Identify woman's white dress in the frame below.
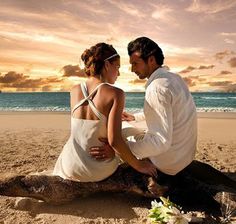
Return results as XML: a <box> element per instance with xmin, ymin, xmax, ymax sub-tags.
<box><xmin>53</xmin><ymin>82</ymin><xmax>119</xmax><ymax>182</ymax></box>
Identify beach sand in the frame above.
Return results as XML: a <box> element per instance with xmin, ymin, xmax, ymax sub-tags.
<box><xmin>0</xmin><ymin>112</ymin><xmax>236</xmax><ymax>224</ymax></box>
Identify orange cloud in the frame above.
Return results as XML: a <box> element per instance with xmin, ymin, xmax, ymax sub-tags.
<box><xmin>228</xmin><ymin>57</ymin><xmax>236</xmax><ymax>67</ymax></box>
<box><xmin>226</xmin><ymin>84</ymin><xmax>236</xmax><ymax>92</ymax></box>
<box><xmin>0</xmin><ymin>71</ymin><xmax>28</xmax><ymax>83</ymax></box>
<box><xmin>187</xmin><ymin>0</ymin><xmax>236</xmax><ymax>14</ymax></box>
<box><xmin>214</xmin><ymin>50</ymin><xmax>235</xmax><ymax>60</ymax></box>
<box><xmin>219</xmin><ymin>70</ymin><xmax>232</xmax><ymax>75</ymax></box>
<box><xmin>179</xmin><ymin>65</ymin><xmax>215</xmax><ymax>73</ymax></box>
<box><xmin>208</xmin><ymin>81</ymin><xmax>233</xmax><ymax>87</ymax></box>
<box><xmin>179</xmin><ymin>66</ymin><xmax>196</xmax><ymax>74</ymax></box>
<box><xmin>198</xmin><ymin>65</ymin><xmax>215</xmax><ymax>69</ymax></box>
<box><xmin>42</xmin><ymin>85</ymin><xmax>53</xmax><ymax>92</ymax></box>
<box><xmin>0</xmin><ymin>71</ymin><xmax>62</xmax><ymax>90</ymax></box>
<box><xmin>181</xmin><ymin>75</ymin><xmax>207</xmax><ymax>88</ymax></box>
<box><xmin>61</xmin><ymin>65</ymin><xmax>86</xmax><ymax>77</ymax></box>
<box><xmin>206</xmin><ymin>81</ymin><xmax>236</xmax><ymax>92</ymax></box>
<box><xmin>183</xmin><ymin>77</ymin><xmax>196</xmax><ymax>87</ymax></box>
<box><xmin>189</xmin><ymin>75</ymin><xmax>206</xmax><ymax>82</ymax></box>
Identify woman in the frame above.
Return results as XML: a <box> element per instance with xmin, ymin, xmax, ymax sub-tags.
<box><xmin>53</xmin><ymin>43</ymin><xmax>157</xmax><ymax>182</ymax></box>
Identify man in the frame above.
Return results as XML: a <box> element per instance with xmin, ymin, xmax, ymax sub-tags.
<box><xmin>90</xmin><ymin>37</ymin><xmax>197</xmax><ymax>176</ymax></box>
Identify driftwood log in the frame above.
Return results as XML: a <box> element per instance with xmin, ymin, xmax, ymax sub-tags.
<box><xmin>0</xmin><ymin>163</ymin><xmax>168</xmax><ymax>205</ymax></box>
<box><xmin>0</xmin><ymin>160</ymin><xmax>236</xmax><ymax>215</ymax></box>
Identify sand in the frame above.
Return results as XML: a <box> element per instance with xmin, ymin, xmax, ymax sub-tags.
<box><xmin>0</xmin><ymin>112</ymin><xmax>236</xmax><ymax>224</ymax></box>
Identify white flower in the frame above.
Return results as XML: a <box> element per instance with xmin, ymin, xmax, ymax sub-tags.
<box><xmin>148</xmin><ymin>197</ymin><xmax>191</xmax><ymax>224</ymax></box>
<box><xmin>151</xmin><ymin>200</ymin><xmax>163</xmax><ymax>208</ymax></box>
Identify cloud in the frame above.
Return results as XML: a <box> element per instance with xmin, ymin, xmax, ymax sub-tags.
<box><xmin>0</xmin><ymin>71</ymin><xmax>28</xmax><ymax>83</ymax></box>
<box><xmin>45</xmin><ymin>77</ymin><xmax>63</xmax><ymax>84</ymax></box>
<box><xmin>198</xmin><ymin>65</ymin><xmax>215</xmax><ymax>69</ymax></box>
<box><xmin>220</xmin><ymin>32</ymin><xmax>236</xmax><ymax>37</ymax></box>
<box><xmin>206</xmin><ymin>80</ymin><xmax>236</xmax><ymax>92</ymax></box>
<box><xmin>0</xmin><ymin>1</ymin><xmax>235</xmax><ymax>93</ymax></box>
<box><xmin>151</xmin><ymin>4</ymin><xmax>175</xmax><ymax>25</ymax></box>
<box><xmin>0</xmin><ymin>71</ymin><xmax>62</xmax><ymax>90</ymax></box>
<box><xmin>219</xmin><ymin>33</ymin><xmax>236</xmax><ymax>44</ymax></box>
<box><xmin>183</xmin><ymin>77</ymin><xmax>196</xmax><ymax>87</ymax></box>
<box><xmin>189</xmin><ymin>75</ymin><xmax>206</xmax><ymax>82</ymax></box>
<box><xmin>179</xmin><ymin>64</ymin><xmax>215</xmax><ymax>73</ymax></box>
<box><xmin>181</xmin><ymin>75</ymin><xmax>206</xmax><ymax>88</ymax></box>
<box><xmin>219</xmin><ymin>70</ymin><xmax>232</xmax><ymax>75</ymax></box>
<box><xmin>0</xmin><ymin>0</ymin><xmax>109</xmax><ymax>17</ymax></box>
<box><xmin>186</xmin><ymin>0</ymin><xmax>236</xmax><ymax>14</ymax></box>
<box><xmin>0</xmin><ymin>0</ymin><xmax>116</xmax><ymax>56</ymax></box>
<box><xmin>179</xmin><ymin>66</ymin><xmax>196</xmax><ymax>74</ymax></box>
<box><xmin>207</xmin><ymin>81</ymin><xmax>233</xmax><ymax>87</ymax></box>
<box><xmin>214</xmin><ymin>50</ymin><xmax>235</xmax><ymax>60</ymax></box>
<box><xmin>228</xmin><ymin>57</ymin><xmax>236</xmax><ymax>67</ymax></box>
<box><xmin>0</xmin><ymin>0</ymin><xmax>82</xmax><ymax>14</ymax></box>
<box><xmin>163</xmin><ymin>43</ymin><xmax>204</xmax><ymax>56</ymax></box>
<box><xmin>224</xmin><ymin>39</ymin><xmax>235</xmax><ymax>44</ymax></box>
<box><xmin>61</xmin><ymin>65</ymin><xmax>86</xmax><ymax>77</ymax></box>
<box><xmin>226</xmin><ymin>84</ymin><xmax>236</xmax><ymax>92</ymax></box>
<box><xmin>42</xmin><ymin>85</ymin><xmax>53</xmax><ymax>92</ymax></box>
<box><xmin>107</xmin><ymin>0</ymin><xmax>145</xmax><ymax>17</ymax></box>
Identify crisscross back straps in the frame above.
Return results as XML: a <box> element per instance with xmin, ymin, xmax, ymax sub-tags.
<box><xmin>72</xmin><ymin>82</ymin><xmax>106</xmax><ymax>120</ymax></box>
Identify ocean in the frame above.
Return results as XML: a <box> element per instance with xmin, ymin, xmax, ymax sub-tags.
<box><xmin>0</xmin><ymin>92</ymin><xmax>236</xmax><ymax>112</ymax></box>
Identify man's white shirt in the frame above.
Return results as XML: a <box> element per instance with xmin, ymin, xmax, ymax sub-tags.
<box><xmin>127</xmin><ymin>67</ymin><xmax>197</xmax><ymax>175</ymax></box>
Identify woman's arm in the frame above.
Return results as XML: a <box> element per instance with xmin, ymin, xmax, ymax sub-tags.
<box><xmin>107</xmin><ymin>88</ymin><xmax>157</xmax><ymax>177</ymax></box>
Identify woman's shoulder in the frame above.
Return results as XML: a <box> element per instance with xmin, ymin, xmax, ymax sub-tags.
<box><xmin>70</xmin><ymin>82</ymin><xmax>124</xmax><ymax>98</ymax></box>
<box><xmin>71</xmin><ymin>83</ymin><xmax>81</xmax><ymax>90</ymax></box>
<box><xmin>70</xmin><ymin>84</ymin><xmax>83</xmax><ymax>93</ymax></box>
<box><xmin>101</xmin><ymin>84</ymin><xmax>124</xmax><ymax>97</ymax></box>
<box><xmin>70</xmin><ymin>84</ymin><xmax>83</xmax><ymax>99</ymax></box>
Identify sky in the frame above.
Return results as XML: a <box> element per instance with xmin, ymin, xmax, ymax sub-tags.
<box><xmin>0</xmin><ymin>0</ymin><xmax>236</xmax><ymax>92</ymax></box>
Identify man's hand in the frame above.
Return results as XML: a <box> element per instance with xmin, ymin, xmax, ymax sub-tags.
<box><xmin>89</xmin><ymin>138</ymin><xmax>115</xmax><ymax>160</ymax></box>
<box><xmin>122</xmin><ymin>111</ymin><xmax>135</xmax><ymax>121</ymax></box>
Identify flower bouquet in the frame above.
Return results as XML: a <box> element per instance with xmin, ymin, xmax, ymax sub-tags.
<box><xmin>148</xmin><ymin>197</ymin><xmax>192</xmax><ymax>224</ymax></box>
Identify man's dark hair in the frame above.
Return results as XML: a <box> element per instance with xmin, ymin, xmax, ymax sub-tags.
<box><xmin>128</xmin><ymin>37</ymin><xmax>164</xmax><ymax>66</ymax></box>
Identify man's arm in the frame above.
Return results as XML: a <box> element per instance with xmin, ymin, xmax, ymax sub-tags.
<box><xmin>128</xmin><ymin>85</ymin><xmax>173</xmax><ymax>159</ymax></box>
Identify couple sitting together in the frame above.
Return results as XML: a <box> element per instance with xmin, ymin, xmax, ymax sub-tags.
<box><xmin>53</xmin><ymin>36</ymin><xmax>197</xmax><ymax>183</ymax></box>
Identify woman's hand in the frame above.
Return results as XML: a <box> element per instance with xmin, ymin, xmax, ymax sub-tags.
<box><xmin>135</xmin><ymin>159</ymin><xmax>157</xmax><ymax>177</ymax></box>
<box><xmin>89</xmin><ymin>138</ymin><xmax>115</xmax><ymax>160</ymax></box>
<box><xmin>122</xmin><ymin>111</ymin><xmax>135</xmax><ymax>121</ymax></box>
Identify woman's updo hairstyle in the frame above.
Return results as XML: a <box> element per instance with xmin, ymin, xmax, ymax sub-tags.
<box><xmin>81</xmin><ymin>43</ymin><xmax>119</xmax><ymax>77</ymax></box>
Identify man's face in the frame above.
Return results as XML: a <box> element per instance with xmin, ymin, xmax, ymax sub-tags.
<box><xmin>129</xmin><ymin>51</ymin><xmax>151</xmax><ymax>79</ymax></box>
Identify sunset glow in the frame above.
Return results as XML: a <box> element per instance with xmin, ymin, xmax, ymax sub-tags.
<box><xmin>0</xmin><ymin>0</ymin><xmax>235</xmax><ymax>92</ymax></box>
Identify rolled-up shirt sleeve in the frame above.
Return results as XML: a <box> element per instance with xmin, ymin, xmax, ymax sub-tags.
<box><xmin>127</xmin><ymin>84</ymin><xmax>173</xmax><ymax>159</ymax></box>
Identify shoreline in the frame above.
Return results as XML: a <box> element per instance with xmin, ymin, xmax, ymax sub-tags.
<box><xmin>0</xmin><ymin>111</ymin><xmax>236</xmax><ymax>118</ymax></box>
<box><xmin>0</xmin><ymin>111</ymin><xmax>235</xmax><ymax>143</ymax></box>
